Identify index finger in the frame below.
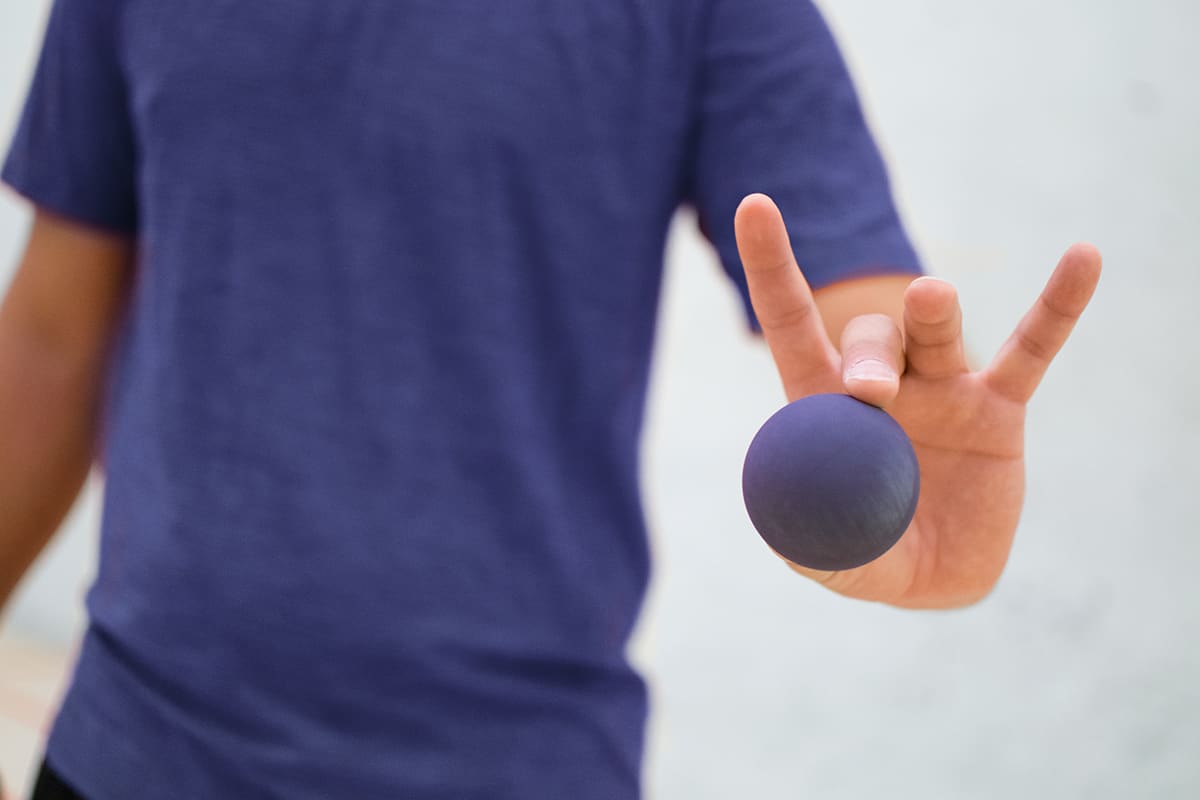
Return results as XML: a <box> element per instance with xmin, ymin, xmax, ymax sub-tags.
<box><xmin>735</xmin><ymin>194</ymin><xmax>840</xmax><ymax>399</ymax></box>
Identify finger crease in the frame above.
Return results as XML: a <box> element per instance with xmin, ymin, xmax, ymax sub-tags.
<box><xmin>750</xmin><ymin>257</ymin><xmax>798</xmax><ymax>276</ymax></box>
<box><xmin>1038</xmin><ymin>295</ymin><xmax>1079</xmax><ymax>322</ymax></box>
<box><xmin>1015</xmin><ymin>329</ymin><xmax>1054</xmax><ymax>363</ymax></box>
<box><xmin>909</xmin><ymin>331</ymin><xmax>960</xmax><ymax>348</ymax></box>
<box><xmin>760</xmin><ymin>303</ymin><xmax>816</xmax><ymax>331</ymax></box>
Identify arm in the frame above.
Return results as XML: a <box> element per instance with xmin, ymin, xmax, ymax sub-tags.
<box><xmin>813</xmin><ymin>273</ymin><xmax>911</xmax><ymax>345</ymax></box>
<box><xmin>0</xmin><ymin>210</ymin><xmax>132</xmax><ymax>615</ymax></box>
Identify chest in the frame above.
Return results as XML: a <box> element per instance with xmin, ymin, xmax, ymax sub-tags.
<box><xmin>116</xmin><ymin>1</ymin><xmax>692</xmax><ymax>168</ymax></box>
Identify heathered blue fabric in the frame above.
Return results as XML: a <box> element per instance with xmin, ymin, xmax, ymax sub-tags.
<box><xmin>3</xmin><ymin>1</ymin><xmax>920</xmax><ymax>797</ymax></box>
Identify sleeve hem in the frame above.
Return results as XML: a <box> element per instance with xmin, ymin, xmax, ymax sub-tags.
<box><xmin>718</xmin><ymin>222</ymin><xmax>923</xmax><ymax>332</ymax></box>
<box><xmin>1</xmin><ymin>162</ymin><xmax>138</xmax><ymax>238</ymax></box>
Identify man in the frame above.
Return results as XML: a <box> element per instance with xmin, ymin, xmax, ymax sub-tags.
<box><xmin>0</xmin><ymin>0</ymin><xmax>1099</xmax><ymax>798</ymax></box>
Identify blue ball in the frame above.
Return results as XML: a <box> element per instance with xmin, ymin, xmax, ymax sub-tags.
<box><xmin>742</xmin><ymin>394</ymin><xmax>919</xmax><ymax>571</ymax></box>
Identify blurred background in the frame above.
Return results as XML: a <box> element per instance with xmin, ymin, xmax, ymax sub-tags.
<box><xmin>1</xmin><ymin>1</ymin><xmax>1197</xmax><ymax>797</ymax></box>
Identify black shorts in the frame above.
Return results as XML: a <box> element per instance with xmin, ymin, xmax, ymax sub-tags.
<box><xmin>30</xmin><ymin>761</ymin><xmax>85</xmax><ymax>800</ymax></box>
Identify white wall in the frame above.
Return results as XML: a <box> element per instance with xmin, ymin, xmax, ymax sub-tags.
<box><xmin>637</xmin><ymin>2</ymin><xmax>1200</xmax><ymax>798</ymax></box>
<box><xmin>1</xmin><ymin>1</ymin><xmax>1197</xmax><ymax>797</ymax></box>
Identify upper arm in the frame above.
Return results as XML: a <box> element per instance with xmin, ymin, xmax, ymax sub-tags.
<box><xmin>0</xmin><ymin>0</ymin><xmax>138</xmax><ymax>366</ymax></box>
<box><xmin>0</xmin><ymin>210</ymin><xmax>133</xmax><ymax>371</ymax></box>
<box><xmin>1</xmin><ymin>0</ymin><xmax>138</xmax><ymax>234</ymax></box>
<box><xmin>687</xmin><ymin>0</ymin><xmax>921</xmax><ymax>322</ymax></box>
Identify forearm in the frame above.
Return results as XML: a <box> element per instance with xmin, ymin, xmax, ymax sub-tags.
<box><xmin>0</xmin><ymin>323</ymin><xmax>101</xmax><ymax>613</ymax></box>
<box><xmin>812</xmin><ymin>273</ymin><xmax>914</xmax><ymax>347</ymax></box>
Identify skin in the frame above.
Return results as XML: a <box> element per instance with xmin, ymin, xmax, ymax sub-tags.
<box><xmin>0</xmin><ymin>211</ymin><xmax>133</xmax><ymax>613</ymax></box>
<box><xmin>736</xmin><ymin>193</ymin><xmax>1102</xmax><ymax>608</ymax></box>
<box><xmin>0</xmin><ymin>196</ymin><xmax>1100</xmax><ymax>617</ymax></box>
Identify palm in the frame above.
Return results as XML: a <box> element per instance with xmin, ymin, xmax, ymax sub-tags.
<box><xmin>876</xmin><ymin>376</ymin><xmax>1026</xmax><ymax>607</ymax></box>
<box><xmin>734</xmin><ymin>194</ymin><xmax>1100</xmax><ymax>608</ymax></box>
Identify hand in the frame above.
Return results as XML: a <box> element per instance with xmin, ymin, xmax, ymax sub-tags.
<box><xmin>734</xmin><ymin>194</ymin><xmax>1102</xmax><ymax>608</ymax></box>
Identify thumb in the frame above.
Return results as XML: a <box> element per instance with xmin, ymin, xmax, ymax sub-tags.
<box><xmin>839</xmin><ymin>313</ymin><xmax>905</xmax><ymax>407</ymax></box>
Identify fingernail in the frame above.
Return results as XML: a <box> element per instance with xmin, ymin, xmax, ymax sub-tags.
<box><xmin>845</xmin><ymin>359</ymin><xmax>896</xmax><ymax>384</ymax></box>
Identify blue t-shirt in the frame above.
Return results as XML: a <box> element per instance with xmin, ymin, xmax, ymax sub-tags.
<box><xmin>4</xmin><ymin>1</ymin><xmax>919</xmax><ymax>797</ymax></box>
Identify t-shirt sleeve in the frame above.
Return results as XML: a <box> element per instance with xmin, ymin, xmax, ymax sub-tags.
<box><xmin>2</xmin><ymin>0</ymin><xmax>138</xmax><ymax>234</ymax></box>
<box><xmin>688</xmin><ymin>0</ymin><xmax>921</xmax><ymax>324</ymax></box>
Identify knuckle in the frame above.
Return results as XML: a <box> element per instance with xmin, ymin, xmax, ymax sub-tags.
<box><xmin>759</xmin><ymin>300</ymin><xmax>815</xmax><ymax>332</ymax></box>
<box><xmin>1016</xmin><ymin>327</ymin><xmax>1055</xmax><ymax>363</ymax></box>
<box><xmin>1038</xmin><ymin>293</ymin><xmax>1079</xmax><ymax>323</ymax></box>
<box><xmin>909</xmin><ymin>342</ymin><xmax>960</xmax><ymax>371</ymax></box>
<box><xmin>908</xmin><ymin>327</ymin><xmax>960</xmax><ymax>348</ymax></box>
<box><xmin>904</xmin><ymin>310</ymin><xmax>961</xmax><ymax>345</ymax></box>
<box><xmin>847</xmin><ymin>312</ymin><xmax>898</xmax><ymax>334</ymax></box>
<box><xmin>843</xmin><ymin>315</ymin><xmax>902</xmax><ymax>352</ymax></box>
